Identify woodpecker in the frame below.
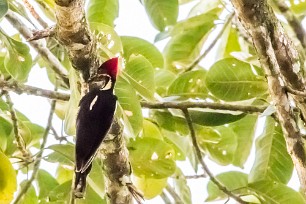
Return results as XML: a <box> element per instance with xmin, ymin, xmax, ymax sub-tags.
<box><xmin>74</xmin><ymin>57</ymin><xmax>119</xmax><ymax>198</ymax></box>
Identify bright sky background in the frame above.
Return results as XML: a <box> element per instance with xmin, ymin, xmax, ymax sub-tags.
<box><xmin>6</xmin><ymin>0</ymin><xmax>301</xmax><ymax>203</ymax></box>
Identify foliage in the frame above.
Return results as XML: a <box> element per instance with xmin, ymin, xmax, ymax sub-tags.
<box><xmin>0</xmin><ymin>0</ymin><xmax>305</xmax><ymax>203</ymax></box>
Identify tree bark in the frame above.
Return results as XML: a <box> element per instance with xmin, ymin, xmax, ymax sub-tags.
<box><xmin>53</xmin><ymin>0</ymin><xmax>138</xmax><ymax>202</ymax></box>
<box><xmin>55</xmin><ymin>0</ymin><xmax>98</xmax><ymax>81</ymax></box>
<box><xmin>231</xmin><ymin>0</ymin><xmax>306</xmax><ymax>195</ymax></box>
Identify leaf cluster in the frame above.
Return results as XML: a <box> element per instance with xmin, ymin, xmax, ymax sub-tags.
<box><xmin>0</xmin><ymin>0</ymin><xmax>306</xmax><ymax>203</ymax></box>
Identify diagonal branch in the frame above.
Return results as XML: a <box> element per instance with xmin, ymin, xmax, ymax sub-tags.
<box><xmin>182</xmin><ymin>109</ymin><xmax>247</xmax><ymax>204</ymax></box>
<box><xmin>4</xmin><ymin>91</ymin><xmax>32</xmax><ymax>162</ymax></box>
<box><xmin>272</xmin><ymin>0</ymin><xmax>306</xmax><ymax>48</ymax></box>
<box><xmin>12</xmin><ymin>98</ymin><xmax>56</xmax><ymax>204</ymax></box>
<box><xmin>231</xmin><ymin>0</ymin><xmax>306</xmax><ymax>194</ymax></box>
<box><xmin>5</xmin><ymin>10</ymin><xmax>69</xmax><ymax>87</ymax></box>
<box><xmin>185</xmin><ymin>12</ymin><xmax>234</xmax><ymax>72</ymax></box>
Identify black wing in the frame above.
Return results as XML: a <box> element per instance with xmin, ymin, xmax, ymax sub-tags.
<box><xmin>75</xmin><ymin>89</ymin><xmax>116</xmax><ymax>173</ymax></box>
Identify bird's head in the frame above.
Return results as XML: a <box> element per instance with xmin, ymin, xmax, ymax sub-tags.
<box><xmin>89</xmin><ymin>57</ymin><xmax>120</xmax><ymax>91</ymax></box>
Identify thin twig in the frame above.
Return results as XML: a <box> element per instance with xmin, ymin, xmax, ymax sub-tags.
<box><xmin>185</xmin><ymin>12</ymin><xmax>235</xmax><ymax>72</ymax></box>
<box><xmin>51</xmin><ymin>126</ymin><xmax>68</xmax><ymax>142</ymax></box>
<box><xmin>0</xmin><ymin>78</ymin><xmax>70</xmax><ymax>101</ymax></box>
<box><xmin>160</xmin><ymin>191</ymin><xmax>172</xmax><ymax>204</ymax></box>
<box><xmin>142</xmin><ymin>101</ymin><xmax>267</xmax><ymax>114</ymax></box>
<box><xmin>22</xmin><ymin>0</ymin><xmax>48</xmax><ymax>28</ymax></box>
<box><xmin>165</xmin><ymin>184</ymin><xmax>184</xmax><ymax>204</ymax></box>
<box><xmin>28</xmin><ymin>27</ymin><xmax>55</xmax><ymax>41</ymax></box>
<box><xmin>12</xmin><ymin>99</ymin><xmax>56</xmax><ymax>204</ymax></box>
<box><xmin>4</xmin><ymin>91</ymin><xmax>32</xmax><ymax>163</ymax></box>
<box><xmin>5</xmin><ymin>10</ymin><xmax>69</xmax><ymax>87</ymax></box>
<box><xmin>182</xmin><ymin>109</ymin><xmax>247</xmax><ymax>204</ymax></box>
<box><xmin>285</xmin><ymin>85</ymin><xmax>306</xmax><ymax>97</ymax></box>
<box><xmin>273</xmin><ymin>0</ymin><xmax>306</xmax><ymax>48</ymax></box>
<box><xmin>185</xmin><ymin>174</ymin><xmax>206</xmax><ymax>179</ymax></box>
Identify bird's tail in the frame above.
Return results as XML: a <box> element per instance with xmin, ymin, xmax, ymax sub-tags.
<box><xmin>74</xmin><ymin>164</ymin><xmax>92</xmax><ymax>198</ymax></box>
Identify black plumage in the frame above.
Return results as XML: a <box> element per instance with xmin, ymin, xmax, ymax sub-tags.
<box><xmin>74</xmin><ymin>58</ymin><xmax>118</xmax><ymax>198</ymax></box>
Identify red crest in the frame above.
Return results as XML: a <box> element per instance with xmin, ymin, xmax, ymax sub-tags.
<box><xmin>99</xmin><ymin>57</ymin><xmax>119</xmax><ymax>79</ymax></box>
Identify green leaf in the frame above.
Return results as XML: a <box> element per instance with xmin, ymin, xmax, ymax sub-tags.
<box><xmin>288</xmin><ymin>0</ymin><xmax>306</xmax><ymax>15</ymax></box>
<box><xmin>0</xmin><ymin>150</ymin><xmax>17</xmax><ymax>203</ymax></box>
<box><xmin>89</xmin><ymin>22</ymin><xmax>123</xmax><ymax>58</ymax></box>
<box><xmin>188</xmin><ymin>0</ymin><xmax>222</xmax><ymax>17</ymax></box>
<box><xmin>115</xmin><ymin>76</ymin><xmax>143</xmax><ymax>136</ymax></box>
<box><xmin>19</xmin><ymin>182</ymin><xmax>38</xmax><ymax>204</ymax></box>
<box><xmin>78</xmin><ymin>185</ymin><xmax>107</xmax><ymax>204</ymax></box>
<box><xmin>206</xmin><ymin>58</ymin><xmax>267</xmax><ymax>101</ymax></box>
<box><xmin>87</xmin><ymin>160</ymin><xmax>105</xmax><ymax>199</ymax></box>
<box><xmin>155</xmin><ymin>69</ymin><xmax>176</xmax><ymax>96</ymax></box>
<box><xmin>45</xmin><ymin>143</ymin><xmax>75</xmax><ymax>166</ymax></box>
<box><xmin>0</xmin><ymin>0</ymin><xmax>8</xmax><ymax>19</ymax></box>
<box><xmin>223</xmin><ymin>27</ymin><xmax>241</xmax><ymax>58</ymax></box>
<box><xmin>121</xmin><ymin>36</ymin><xmax>164</xmax><ymax>68</ymax></box>
<box><xmin>163</xmin><ymin>130</ymin><xmax>190</xmax><ymax>160</ymax></box>
<box><xmin>128</xmin><ymin>137</ymin><xmax>176</xmax><ymax>178</ymax></box>
<box><xmin>0</xmin><ymin>115</ymin><xmax>12</xmax><ymax>152</ymax></box>
<box><xmin>189</xmin><ymin>110</ymin><xmax>246</xmax><ymax>126</ymax></box>
<box><xmin>173</xmin><ymin>168</ymin><xmax>191</xmax><ymax>204</ymax></box>
<box><xmin>201</xmin><ymin>126</ymin><xmax>238</xmax><ymax>165</ymax></box>
<box><xmin>206</xmin><ymin>171</ymin><xmax>248</xmax><ymax>201</ymax></box>
<box><xmin>230</xmin><ymin>115</ymin><xmax>257</xmax><ymax>168</ymax></box>
<box><xmin>56</xmin><ymin>165</ymin><xmax>73</xmax><ymax>184</ymax></box>
<box><xmin>87</xmin><ymin>0</ymin><xmax>119</xmax><ymax>27</ymax></box>
<box><xmin>37</xmin><ymin>170</ymin><xmax>59</xmax><ymax>199</ymax></box>
<box><xmin>48</xmin><ymin>180</ymin><xmax>71</xmax><ymax>202</ymax></box>
<box><xmin>248</xmin><ymin>180</ymin><xmax>306</xmax><ymax>204</ymax></box>
<box><xmin>64</xmin><ymin>69</ymin><xmax>81</xmax><ymax>135</ymax></box>
<box><xmin>142</xmin><ymin>119</ymin><xmax>163</xmax><ymax>139</ymax></box>
<box><xmin>143</xmin><ymin>0</ymin><xmax>178</xmax><ymax>31</ymax></box>
<box><xmin>21</xmin><ymin>121</ymin><xmax>44</xmax><ymax>148</ymax></box>
<box><xmin>154</xmin><ymin>111</ymin><xmax>189</xmax><ymax>135</ymax></box>
<box><xmin>1</xmin><ymin>33</ymin><xmax>32</xmax><ymax>82</ymax></box>
<box><xmin>133</xmin><ymin>176</ymin><xmax>167</xmax><ymax>199</ymax></box>
<box><xmin>124</xmin><ymin>54</ymin><xmax>155</xmax><ymax>99</ymax></box>
<box><xmin>249</xmin><ymin>117</ymin><xmax>293</xmax><ymax>184</ymax></box>
<box><xmin>164</xmin><ymin>12</ymin><xmax>216</xmax><ymax>71</ymax></box>
<box><xmin>168</xmin><ymin>70</ymin><xmax>208</xmax><ymax>99</ymax></box>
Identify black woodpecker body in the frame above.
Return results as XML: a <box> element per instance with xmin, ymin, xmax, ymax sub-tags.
<box><xmin>74</xmin><ymin>57</ymin><xmax>119</xmax><ymax>198</ymax></box>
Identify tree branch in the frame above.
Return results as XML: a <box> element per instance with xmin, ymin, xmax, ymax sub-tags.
<box><xmin>12</xmin><ymin>98</ymin><xmax>56</xmax><ymax>204</ymax></box>
<box><xmin>5</xmin><ymin>11</ymin><xmax>69</xmax><ymax>87</ymax></box>
<box><xmin>22</xmin><ymin>0</ymin><xmax>48</xmax><ymax>28</ymax></box>
<box><xmin>142</xmin><ymin>101</ymin><xmax>267</xmax><ymax>114</ymax></box>
<box><xmin>185</xmin><ymin>174</ymin><xmax>206</xmax><ymax>179</ymax></box>
<box><xmin>0</xmin><ymin>78</ymin><xmax>70</xmax><ymax>101</ymax></box>
<box><xmin>54</xmin><ymin>0</ymin><xmax>99</xmax><ymax>81</ymax></box>
<box><xmin>0</xmin><ymin>78</ymin><xmax>270</xmax><ymax>115</ymax></box>
<box><xmin>231</xmin><ymin>0</ymin><xmax>306</xmax><ymax>194</ymax></box>
<box><xmin>272</xmin><ymin>0</ymin><xmax>306</xmax><ymax>48</ymax></box>
<box><xmin>4</xmin><ymin>91</ymin><xmax>32</xmax><ymax>163</ymax></box>
<box><xmin>27</xmin><ymin>27</ymin><xmax>55</xmax><ymax>41</ymax></box>
<box><xmin>99</xmin><ymin>119</ymin><xmax>143</xmax><ymax>204</ymax></box>
<box><xmin>165</xmin><ymin>184</ymin><xmax>184</xmax><ymax>204</ymax></box>
<box><xmin>182</xmin><ymin>109</ymin><xmax>247</xmax><ymax>204</ymax></box>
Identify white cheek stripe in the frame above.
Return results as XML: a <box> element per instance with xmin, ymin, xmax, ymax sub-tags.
<box><xmin>101</xmin><ymin>80</ymin><xmax>112</xmax><ymax>91</ymax></box>
<box><xmin>89</xmin><ymin>95</ymin><xmax>98</xmax><ymax>110</ymax></box>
